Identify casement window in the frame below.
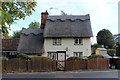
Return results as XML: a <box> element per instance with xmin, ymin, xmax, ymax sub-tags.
<box><xmin>74</xmin><ymin>38</ymin><xmax>83</xmax><ymax>45</ymax></box>
<box><xmin>74</xmin><ymin>52</ymin><xmax>83</xmax><ymax>57</ymax></box>
<box><xmin>53</xmin><ymin>38</ymin><xmax>61</xmax><ymax>45</ymax></box>
<box><xmin>48</xmin><ymin>52</ymin><xmax>57</xmax><ymax>60</ymax></box>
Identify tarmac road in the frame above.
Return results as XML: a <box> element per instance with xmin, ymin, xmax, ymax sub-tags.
<box><xmin>1</xmin><ymin>70</ymin><xmax>120</xmax><ymax>80</ymax></box>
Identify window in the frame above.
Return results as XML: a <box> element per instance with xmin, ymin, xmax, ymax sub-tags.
<box><xmin>48</xmin><ymin>52</ymin><xmax>57</xmax><ymax>60</ymax></box>
<box><xmin>74</xmin><ymin>52</ymin><xmax>83</xmax><ymax>57</ymax></box>
<box><xmin>53</xmin><ymin>38</ymin><xmax>61</xmax><ymax>45</ymax></box>
<box><xmin>74</xmin><ymin>38</ymin><xmax>82</xmax><ymax>45</ymax></box>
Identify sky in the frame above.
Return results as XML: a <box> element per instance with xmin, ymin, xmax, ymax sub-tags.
<box><xmin>9</xmin><ymin>0</ymin><xmax>119</xmax><ymax>44</ymax></box>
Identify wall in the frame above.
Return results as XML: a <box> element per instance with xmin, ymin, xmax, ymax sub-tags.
<box><xmin>43</xmin><ymin>38</ymin><xmax>91</xmax><ymax>58</ymax></box>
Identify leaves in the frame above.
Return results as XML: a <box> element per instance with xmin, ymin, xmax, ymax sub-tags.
<box><xmin>29</xmin><ymin>21</ymin><xmax>40</xmax><ymax>29</ymax></box>
<box><xmin>1</xmin><ymin>2</ymin><xmax>37</xmax><ymax>35</ymax></box>
<box><xmin>12</xmin><ymin>30</ymin><xmax>21</xmax><ymax>39</ymax></box>
<box><xmin>97</xmin><ymin>29</ymin><xmax>115</xmax><ymax>49</ymax></box>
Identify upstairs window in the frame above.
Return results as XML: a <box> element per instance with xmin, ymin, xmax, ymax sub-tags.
<box><xmin>53</xmin><ymin>38</ymin><xmax>61</xmax><ymax>45</ymax></box>
<box><xmin>74</xmin><ymin>52</ymin><xmax>83</xmax><ymax>57</ymax></box>
<box><xmin>74</xmin><ymin>38</ymin><xmax>83</xmax><ymax>45</ymax></box>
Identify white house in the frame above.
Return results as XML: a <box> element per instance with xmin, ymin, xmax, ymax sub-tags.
<box><xmin>17</xmin><ymin>11</ymin><xmax>93</xmax><ymax>61</ymax></box>
<box><xmin>42</xmin><ymin>15</ymin><xmax>93</xmax><ymax>60</ymax></box>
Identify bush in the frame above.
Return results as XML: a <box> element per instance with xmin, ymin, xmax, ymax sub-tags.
<box><xmin>17</xmin><ymin>53</ymin><xmax>30</xmax><ymax>60</ymax></box>
<box><xmin>67</xmin><ymin>56</ymin><xmax>83</xmax><ymax>61</ymax></box>
<box><xmin>107</xmin><ymin>49</ymin><xmax>116</xmax><ymax>56</ymax></box>
<box><xmin>30</xmin><ymin>56</ymin><xmax>53</xmax><ymax>60</ymax></box>
<box><xmin>88</xmin><ymin>54</ymin><xmax>104</xmax><ymax>60</ymax></box>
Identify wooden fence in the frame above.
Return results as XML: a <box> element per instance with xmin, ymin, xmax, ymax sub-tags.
<box><xmin>87</xmin><ymin>58</ymin><xmax>109</xmax><ymax>70</ymax></box>
<box><xmin>2</xmin><ymin>58</ymin><xmax>57</xmax><ymax>72</ymax></box>
<box><xmin>2</xmin><ymin>58</ymin><xmax>109</xmax><ymax>73</ymax></box>
<box><xmin>66</xmin><ymin>60</ymin><xmax>87</xmax><ymax>70</ymax></box>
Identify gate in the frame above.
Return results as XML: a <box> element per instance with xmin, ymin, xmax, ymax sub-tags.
<box><xmin>56</xmin><ymin>51</ymin><xmax>66</xmax><ymax>71</ymax></box>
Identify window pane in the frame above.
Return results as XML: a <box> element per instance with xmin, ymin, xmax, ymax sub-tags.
<box><xmin>53</xmin><ymin>38</ymin><xmax>61</xmax><ymax>45</ymax></box>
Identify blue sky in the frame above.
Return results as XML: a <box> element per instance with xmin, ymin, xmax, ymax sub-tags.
<box><xmin>9</xmin><ymin>0</ymin><xmax>119</xmax><ymax>43</ymax></box>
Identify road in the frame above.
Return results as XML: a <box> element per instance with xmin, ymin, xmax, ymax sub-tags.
<box><xmin>1</xmin><ymin>70</ymin><xmax>120</xmax><ymax>80</ymax></box>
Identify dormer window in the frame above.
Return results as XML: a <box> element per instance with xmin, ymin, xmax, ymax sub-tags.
<box><xmin>53</xmin><ymin>38</ymin><xmax>61</xmax><ymax>45</ymax></box>
<box><xmin>74</xmin><ymin>38</ymin><xmax>83</xmax><ymax>45</ymax></box>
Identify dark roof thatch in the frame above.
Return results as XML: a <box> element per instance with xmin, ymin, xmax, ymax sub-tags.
<box><xmin>44</xmin><ymin>15</ymin><xmax>93</xmax><ymax>38</ymax></box>
<box><xmin>2</xmin><ymin>39</ymin><xmax>19</xmax><ymax>51</ymax></box>
<box><xmin>17</xmin><ymin>28</ymin><xmax>44</xmax><ymax>54</ymax></box>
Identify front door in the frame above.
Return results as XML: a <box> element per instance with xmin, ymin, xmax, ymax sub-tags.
<box><xmin>57</xmin><ymin>51</ymin><xmax>66</xmax><ymax>71</ymax></box>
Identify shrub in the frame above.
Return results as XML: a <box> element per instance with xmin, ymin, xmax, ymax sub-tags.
<box><xmin>88</xmin><ymin>54</ymin><xmax>104</xmax><ymax>60</ymax></box>
<box><xmin>30</xmin><ymin>56</ymin><xmax>53</xmax><ymax>60</ymax></box>
<box><xmin>67</xmin><ymin>56</ymin><xmax>83</xmax><ymax>61</ymax></box>
<box><xmin>107</xmin><ymin>49</ymin><xmax>116</xmax><ymax>56</ymax></box>
<box><xmin>17</xmin><ymin>53</ymin><xmax>30</xmax><ymax>60</ymax></box>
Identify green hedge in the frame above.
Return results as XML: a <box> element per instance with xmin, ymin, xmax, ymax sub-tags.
<box><xmin>107</xmin><ymin>49</ymin><xmax>116</xmax><ymax>56</ymax></box>
<box><xmin>17</xmin><ymin>53</ymin><xmax>30</xmax><ymax>60</ymax></box>
<box><xmin>88</xmin><ymin>54</ymin><xmax>104</xmax><ymax>60</ymax></box>
<box><xmin>67</xmin><ymin>56</ymin><xmax>83</xmax><ymax>61</ymax></box>
<box><xmin>30</xmin><ymin>56</ymin><xmax>53</xmax><ymax>60</ymax></box>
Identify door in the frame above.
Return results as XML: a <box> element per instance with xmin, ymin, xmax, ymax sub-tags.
<box><xmin>57</xmin><ymin>51</ymin><xmax>66</xmax><ymax>71</ymax></box>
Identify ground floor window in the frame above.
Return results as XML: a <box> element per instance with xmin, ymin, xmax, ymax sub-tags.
<box><xmin>48</xmin><ymin>52</ymin><xmax>57</xmax><ymax>60</ymax></box>
<box><xmin>74</xmin><ymin>52</ymin><xmax>83</xmax><ymax>57</ymax></box>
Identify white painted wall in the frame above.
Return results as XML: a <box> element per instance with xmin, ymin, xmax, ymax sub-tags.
<box><xmin>43</xmin><ymin>38</ymin><xmax>91</xmax><ymax>59</ymax></box>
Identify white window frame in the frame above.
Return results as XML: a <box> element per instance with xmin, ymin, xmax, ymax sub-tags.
<box><xmin>74</xmin><ymin>38</ymin><xmax>83</xmax><ymax>45</ymax></box>
<box><xmin>48</xmin><ymin>52</ymin><xmax>57</xmax><ymax>60</ymax></box>
<box><xmin>53</xmin><ymin>38</ymin><xmax>61</xmax><ymax>45</ymax></box>
<box><xmin>74</xmin><ymin>52</ymin><xmax>83</xmax><ymax>57</ymax></box>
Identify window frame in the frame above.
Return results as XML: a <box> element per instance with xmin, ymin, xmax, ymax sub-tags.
<box><xmin>48</xmin><ymin>52</ymin><xmax>57</xmax><ymax>60</ymax></box>
<box><xmin>73</xmin><ymin>52</ymin><xmax>83</xmax><ymax>57</ymax></box>
<box><xmin>52</xmin><ymin>38</ymin><xmax>61</xmax><ymax>45</ymax></box>
<box><xmin>74</xmin><ymin>38</ymin><xmax>83</xmax><ymax>45</ymax></box>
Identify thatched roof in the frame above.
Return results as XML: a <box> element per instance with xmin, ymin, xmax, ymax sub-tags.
<box><xmin>17</xmin><ymin>28</ymin><xmax>44</xmax><ymax>54</ymax></box>
<box><xmin>2</xmin><ymin>39</ymin><xmax>19</xmax><ymax>51</ymax></box>
<box><xmin>44</xmin><ymin>15</ymin><xmax>93</xmax><ymax>38</ymax></box>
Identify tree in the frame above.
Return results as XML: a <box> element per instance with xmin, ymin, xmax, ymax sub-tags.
<box><xmin>12</xmin><ymin>31</ymin><xmax>21</xmax><ymax>39</ymax></box>
<box><xmin>1</xmin><ymin>2</ymin><xmax>37</xmax><ymax>34</ymax></box>
<box><xmin>28</xmin><ymin>21</ymin><xmax>40</xmax><ymax>29</ymax></box>
<box><xmin>91</xmin><ymin>43</ymin><xmax>101</xmax><ymax>48</ymax></box>
<box><xmin>97</xmin><ymin>29</ymin><xmax>115</xmax><ymax>49</ymax></box>
<box><xmin>3</xmin><ymin>33</ymin><xmax>11</xmax><ymax>39</ymax></box>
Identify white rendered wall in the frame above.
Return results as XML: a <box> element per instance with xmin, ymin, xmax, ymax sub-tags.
<box><xmin>43</xmin><ymin>38</ymin><xmax>91</xmax><ymax>59</ymax></box>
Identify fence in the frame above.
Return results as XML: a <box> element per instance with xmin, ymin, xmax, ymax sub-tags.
<box><xmin>2</xmin><ymin>58</ymin><xmax>57</xmax><ymax>72</ymax></box>
<box><xmin>66</xmin><ymin>60</ymin><xmax>87</xmax><ymax>70</ymax></box>
<box><xmin>87</xmin><ymin>58</ymin><xmax>109</xmax><ymax>70</ymax></box>
<box><xmin>2</xmin><ymin>58</ymin><xmax>109</xmax><ymax>73</ymax></box>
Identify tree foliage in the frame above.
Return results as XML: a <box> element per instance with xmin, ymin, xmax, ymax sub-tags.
<box><xmin>97</xmin><ymin>29</ymin><xmax>115</xmax><ymax>49</ymax></box>
<box><xmin>91</xmin><ymin>43</ymin><xmax>101</xmax><ymax>48</ymax></box>
<box><xmin>1</xmin><ymin>1</ymin><xmax>37</xmax><ymax>34</ymax></box>
<box><xmin>12</xmin><ymin>30</ymin><xmax>21</xmax><ymax>39</ymax></box>
<box><xmin>88</xmin><ymin>54</ymin><xmax>104</xmax><ymax>60</ymax></box>
<box><xmin>28</xmin><ymin>21</ymin><xmax>40</xmax><ymax>29</ymax></box>
<box><xmin>107</xmin><ymin>49</ymin><xmax>116</xmax><ymax>56</ymax></box>
<box><xmin>3</xmin><ymin>33</ymin><xmax>11</xmax><ymax>39</ymax></box>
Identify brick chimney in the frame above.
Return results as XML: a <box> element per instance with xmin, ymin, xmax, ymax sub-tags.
<box><xmin>41</xmin><ymin>10</ymin><xmax>49</xmax><ymax>29</ymax></box>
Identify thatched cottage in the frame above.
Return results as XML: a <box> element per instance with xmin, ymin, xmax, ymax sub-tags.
<box><xmin>17</xmin><ymin>10</ymin><xmax>93</xmax><ymax>60</ymax></box>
